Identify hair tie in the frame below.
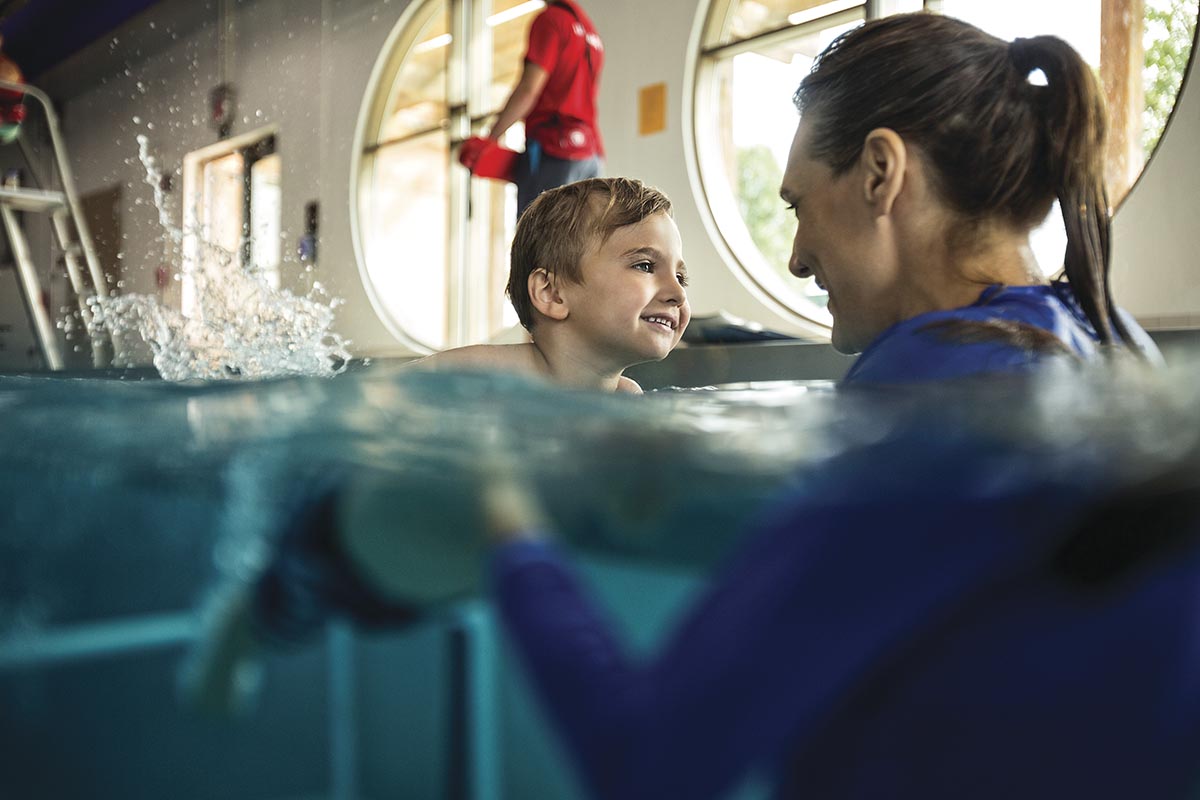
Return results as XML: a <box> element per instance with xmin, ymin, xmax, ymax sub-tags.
<box><xmin>1008</xmin><ymin>37</ymin><xmax>1038</xmax><ymax>74</ymax></box>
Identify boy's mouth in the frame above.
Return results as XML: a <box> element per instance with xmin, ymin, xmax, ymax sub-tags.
<box><xmin>641</xmin><ymin>314</ymin><xmax>678</xmax><ymax>331</ymax></box>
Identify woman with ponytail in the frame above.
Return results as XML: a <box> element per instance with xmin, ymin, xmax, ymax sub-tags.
<box><xmin>481</xmin><ymin>14</ymin><xmax>1199</xmax><ymax>800</ymax></box>
<box><xmin>780</xmin><ymin>12</ymin><xmax>1161</xmax><ymax>383</ymax></box>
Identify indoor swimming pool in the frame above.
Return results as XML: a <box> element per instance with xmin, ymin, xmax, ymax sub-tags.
<box><xmin>1</xmin><ymin>359</ymin><xmax>1198</xmax><ymax>798</ymax></box>
<box><xmin>0</xmin><ymin>366</ymin><xmax>838</xmax><ymax>798</ymax></box>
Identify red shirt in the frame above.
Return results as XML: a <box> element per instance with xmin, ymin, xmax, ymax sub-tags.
<box><xmin>523</xmin><ymin>0</ymin><xmax>604</xmax><ymax>159</ymax></box>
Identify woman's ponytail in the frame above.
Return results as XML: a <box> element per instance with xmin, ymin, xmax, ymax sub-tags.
<box><xmin>1009</xmin><ymin>36</ymin><xmax>1135</xmax><ymax>349</ymax></box>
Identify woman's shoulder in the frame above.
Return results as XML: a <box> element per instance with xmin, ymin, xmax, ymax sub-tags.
<box><xmin>843</xmin><ymin>283</ymin><xmax>1161</xmax><ymax>385</ymax></box>
<box><xmin>842</xmin><ymin>285</ymin><xmax>1087</xmax><ymax>385</ymax></box>
<box><xmin>844</xmin><ymin>322</ymin><xmax>1045</xmax><ymax>384</ymax></box>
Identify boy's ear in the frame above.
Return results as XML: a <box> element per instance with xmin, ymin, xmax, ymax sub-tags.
<box><xmin>860</xmin><ymin>127</ymin><xmax>906</xmax><ymax>217</ymax></box>
<box><xmin>528</xmin><ymin>268</ymin><xmax>569</xmax><ymax>322</ymax></box>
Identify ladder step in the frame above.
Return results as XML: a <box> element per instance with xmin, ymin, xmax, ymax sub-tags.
<box><xmin>0</xmin><ymin>185</ymin><xmax>66</xmax><ymax>213</ymax></box>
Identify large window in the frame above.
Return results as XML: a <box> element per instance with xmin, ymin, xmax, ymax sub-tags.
<box><xmin>182</xmin><ymin>129</ymin><xmax>281</xmax><ymax>317</ymax></box>
<box><xmin>694</xmin><ymin>0</ymin><xmax>1197</xmax><ymax>332</ymax></box>
<box><xmin>354</xmin><ymin>0</ymin><xmax>541</xmax><ymax>352</ymax></box>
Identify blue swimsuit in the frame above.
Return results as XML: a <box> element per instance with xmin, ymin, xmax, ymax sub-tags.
<box><xmin>842</xmin><ymin>283</ymin><xmax>1160</xmax><ymax>385</ymax></box>
<box><xmin>492</xmin><ymin>428</ymin><xmax>1200</xmax><ymax>799</ymax></box>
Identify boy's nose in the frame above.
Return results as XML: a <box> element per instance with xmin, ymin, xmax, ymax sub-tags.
<box><xmin>658</xmin><ymin>274</ymin><xmax>685</xmax><ymax>302</ymax></box>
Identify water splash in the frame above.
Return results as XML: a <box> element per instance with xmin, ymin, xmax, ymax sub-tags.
<box><xmin>85</xmin><ymin>135</ymin><xmax>352</xmax><ymax>381</ymax></box>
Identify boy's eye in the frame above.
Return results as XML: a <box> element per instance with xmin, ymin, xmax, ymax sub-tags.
<box><xmin>632</xmin><ymin>261</ymin><xmax>654</xmax><ymax>273</ymax></box>
<box><xmin>676</xmin><ymin>273</ymin><xmax>689</xmax><ymax>288</ymax></box>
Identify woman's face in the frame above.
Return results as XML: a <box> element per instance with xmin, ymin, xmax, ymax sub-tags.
<box><xmin>780</xmin><ymin>119</ymin><xmax>902</xmax><ymax>354</ymax></box>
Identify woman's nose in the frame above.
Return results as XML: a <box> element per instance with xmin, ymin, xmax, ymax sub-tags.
<box><xmin>789</xmin><ymin>243</ymin><xmax>811</xmax><ymax>278</ymax></box>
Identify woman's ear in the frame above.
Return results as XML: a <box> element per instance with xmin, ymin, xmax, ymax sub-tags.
<box><xmin>860</xmin><ymin>127</ymin><xmax>907</xmax><ymax>217</ymax></box>
<box><xmin>528</xmin><ymin>268</ymin><xmax>569</xmax><ymax>322</ymax></box>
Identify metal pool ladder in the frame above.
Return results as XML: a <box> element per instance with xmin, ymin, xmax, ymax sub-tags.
<box><xmin>0</xmin><ymin>79</ymin><xmax>114</xmax><ymax>369</ymax></box>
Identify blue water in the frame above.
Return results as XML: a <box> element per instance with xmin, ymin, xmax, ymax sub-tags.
<box><xmin>0</xmin><ymin>362</ymin><xmax>1197</xmax><ymax>798</ymax></box>
<box><xmin>0</xmin><ymin>369</ymin><xmax>844</xmax><ymax>631</ymax></box>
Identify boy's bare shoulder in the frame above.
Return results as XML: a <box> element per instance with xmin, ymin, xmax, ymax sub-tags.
<box><xmin>616</xmin><ymin>375</ymin><xmax>643</xmax><ymax>395</ymax></box>
<box><xmin>410</xmin><ymin>343</ymin><xmax>546</xmax><ymax>376</ymax></box>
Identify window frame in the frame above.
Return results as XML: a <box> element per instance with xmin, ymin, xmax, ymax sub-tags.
<box><xmin>690</xmin><ymin>1</ymin><xmax>889</xmax><ymax>339</ymax></box>
<box><xmin>181</xmin><ymin>125</ymin><xmax>281</xmax><ymax>318</ymax></box>
<box><xmin>352</xmin><ymin>0</ymin><xmax>532</xmax><ymax>354</ymax></box>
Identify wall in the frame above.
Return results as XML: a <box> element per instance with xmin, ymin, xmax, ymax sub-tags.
<box><xmin>43</xmin><ymin>0</ymin><xmax>442</xmax><ymax>360</ymax></box>
<box><xmin>21</xmin><ymin>0</ymin><xmax>1200</xmax><ymax>365</ymax></box>
<box><xmin>1111</xmin><ymin>31</ymin><xmax>1200</xmax><ymax>327</ymax></box>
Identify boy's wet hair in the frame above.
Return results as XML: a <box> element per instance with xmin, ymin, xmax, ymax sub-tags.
<box><xmin>508</xmin><ymin>177</ymin><xmax>672</xmax><ymax>331</ymax></box>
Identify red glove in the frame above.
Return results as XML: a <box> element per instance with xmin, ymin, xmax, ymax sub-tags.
<box><xmin>0</xmin><ymin>101</ymin><xmax>24</xmax><ymax>126</ymax></box>
<box><xmin>458</xmin><ymin>135</ymin><xmax>493</xmax><ymax>172</ymax></box>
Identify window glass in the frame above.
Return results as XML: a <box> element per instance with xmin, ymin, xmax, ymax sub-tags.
<box><xmin>366</xmin><ymin>130</ymin><xmax>449</xmax><ymax>349</ymax></box>
<box><xmin>486</xmin><ymin>0</ymin><xmax>543</xmax><ymax>112</ymax></box>
<box><xmin>698</xmin><ymin>7</ymin><xmax>865</xmax><ymax>325</ymax></box>
<box><xmin>200</xmin><ymin>152</ymin><xmax>243</xmax><ymax>262</ymax></box>
<box><xmin>250</xmin><ymin>153</ymin><xmax>282</xmax><ymax>290</ymax></box>
<box><xmin>720</xmin><ymin>0</ymin><xmax>864</xmax><ymax>45</ymax></box>
<box><xmin>379</xmin><ymin>8</ymin><xmax>450</xmax><ymax>143</ymax></box>
<box><xmin>183</xmin><ymin>131</ymin><xmax>280</xmax><ymax>317</ymax></box>
<box><xmin>357</xmin><ymin>0</ymin><xmax>527</xmax><ymax>352</ymax></box>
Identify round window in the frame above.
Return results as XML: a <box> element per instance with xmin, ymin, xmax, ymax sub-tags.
<box><xmin>353</xmin><ymin>0</ymin><xmax>542</xmax><ymax>352</ymax></box>
<box><xmin>692</xmin><ymin>0</ymin><xmax>1197</xmax><ymax>331</ymax></box>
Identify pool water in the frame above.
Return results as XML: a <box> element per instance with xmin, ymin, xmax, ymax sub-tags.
<box><xmin>0</xmin><ymin>362</ymin><xmax>1196</xmax><ymax>798</ymax></box>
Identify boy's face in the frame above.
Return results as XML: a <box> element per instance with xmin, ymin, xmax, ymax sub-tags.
<box><xmin>559</xmin><ymin>210</ymin><xmax>690</xmax><ymax>367</ymax></box>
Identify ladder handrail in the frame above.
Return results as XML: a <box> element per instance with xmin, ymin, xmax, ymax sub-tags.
<box><xmin>0</xmin><ymin>79</ymin><xmax>110</xmax><ymax>304</ymax></box>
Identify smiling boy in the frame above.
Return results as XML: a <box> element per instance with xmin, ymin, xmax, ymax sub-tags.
<box><xmin>415</xmin><ymin>177</ymin><xmax>690</xmax><ymax>394</ymax></box>
<box><xmin>181</xmin><ymin>181</ymin><xmax>690</xmax><ymax>710</ymax></box>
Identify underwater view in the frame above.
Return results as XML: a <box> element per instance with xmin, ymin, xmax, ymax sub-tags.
<box><xmin>0</xmin><ymin>0</ymin><xmax>1197</xmax><ymax>797</ymax></box>
<box><xmin>1</xmin><ymin>357</ymin><xmax>1198</xmax><ymax>798</ymax></box>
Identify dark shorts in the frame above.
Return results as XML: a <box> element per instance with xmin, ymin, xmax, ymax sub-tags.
<box><xmin>515</xmin><ymin>145</ymin><xmax>602</xmax><ymax>218</ymax></box>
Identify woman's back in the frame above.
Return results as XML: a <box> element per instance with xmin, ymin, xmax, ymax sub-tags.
<box><xmin>780</xmin><ymin>519</ymin><xmax>1200</xmax><ymax>797</ymax></box>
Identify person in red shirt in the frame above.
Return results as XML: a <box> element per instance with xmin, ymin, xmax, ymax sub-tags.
<box><xmin>460</xmin><ymin>0</ymin><xmax>604</xmax><ymax>216</ymax></box>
